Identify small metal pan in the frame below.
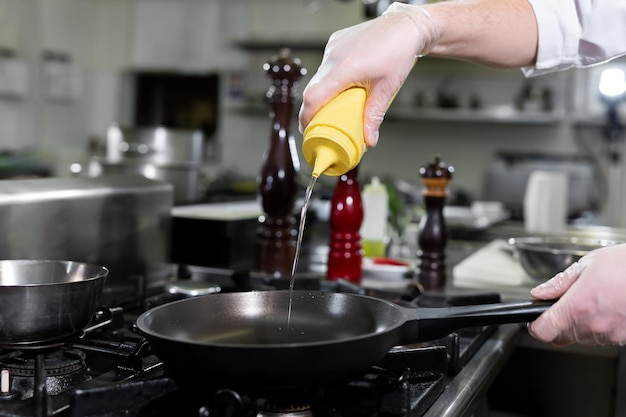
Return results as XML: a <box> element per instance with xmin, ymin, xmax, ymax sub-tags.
<box><xmin>0</xmin><ymin>259</ymin><xmax>108</xmax><ymax>346</ymax></box>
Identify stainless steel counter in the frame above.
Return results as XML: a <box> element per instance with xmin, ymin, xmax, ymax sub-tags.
<box><xmin>422</xmin><ymin>323</ymin><xmax>522</xmax><ymax>417</ymax></box>
<box><xmin>440</xmin><ymin>224</ymin><xmax>626</xmax><ymax>417</ymax></box>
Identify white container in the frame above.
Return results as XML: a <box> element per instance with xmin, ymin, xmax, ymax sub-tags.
<box><xmin>523</xmin><ymin>170</ymin><xmax>569</xmax><ymax>234</ymax></box>
<box><xmin>361</xmin><ymin>176</ymin><xmax>389</xmax><ymax>257</ymax></box>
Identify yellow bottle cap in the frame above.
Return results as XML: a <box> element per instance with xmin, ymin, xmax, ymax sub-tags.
<box><xmin>303</xmin><ymin>125</ymin><xmax>360</xmax><ymax>177</ymax></box>
<box><xmin>302</xmin><ymin>87</ymin><xmax>367</xmax><ymax>177</ymax></box>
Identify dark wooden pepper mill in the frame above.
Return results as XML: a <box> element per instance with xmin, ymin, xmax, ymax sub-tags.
<box><xmin>416</xmin><ymin>155</ymin><xmax>454</xmax><ymax>290</ymax></box>
<box><xmin>255</xmin><ymin>49</ymin><xmax>307</xmax><ymax>277</ymax></box>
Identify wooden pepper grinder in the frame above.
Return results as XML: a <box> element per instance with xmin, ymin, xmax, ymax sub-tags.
<box><xmin>416</xmin><ymin>156</ymin><xmax>454</xmax><ymax>290</ymax></box>
<box><xmin>327</xmin><ymin>166</ymin><xmax>364</xmax><ymax>284</ymax></box>
<box><xmin>255</xmin><ymin>49</ymin><xmax>307</xmax><ymax>277</ymax></box>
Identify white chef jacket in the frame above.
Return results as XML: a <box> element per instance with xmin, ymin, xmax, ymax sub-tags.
<box><xmin>523</xmin><ymin>0</ymin><xmax>626</xmax><ymax>76</ymax></box>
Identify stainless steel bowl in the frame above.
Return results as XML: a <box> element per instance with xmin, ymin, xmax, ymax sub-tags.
<box><xmin>508</xmin><ymin>236</ymin><xmax>621</xmax><ymax>282</ymax></box>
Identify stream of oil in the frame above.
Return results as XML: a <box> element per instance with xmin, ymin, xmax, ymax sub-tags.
<box><xmin>287</xmin><ymin>175</ymin><xmax>317</xmax><ymax>328</ymax></box>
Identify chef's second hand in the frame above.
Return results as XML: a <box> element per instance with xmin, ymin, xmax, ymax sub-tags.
<box><xmin>288</xmin><ymin>175</ymin><xmax>317</xmax><ymax>329</ymax></box>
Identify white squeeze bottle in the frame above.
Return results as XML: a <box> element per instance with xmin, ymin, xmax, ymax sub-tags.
<box><xmin>361</xmin><ymin>176</ymin><xmax>389</xmax><ymax>258</ymax></box>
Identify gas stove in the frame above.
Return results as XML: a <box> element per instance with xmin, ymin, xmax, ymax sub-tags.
<box><xmin>0</xmin><ymin>269</ymin><xmax>500</xmax><ymax>417</ymax></box>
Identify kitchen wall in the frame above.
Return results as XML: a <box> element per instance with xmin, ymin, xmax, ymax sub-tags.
<box><xmin>0</xmin><ymin>0</ymin><xmax>132</xmax><ymax>171</ymax></box>
<box><xmin>1</xmin><ymin>0</ymin><xmax>626</xmax><ymax>225</ymax></box>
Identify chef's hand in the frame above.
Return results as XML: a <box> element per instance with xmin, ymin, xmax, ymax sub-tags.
<box><xmin>528</xmin><ymin>243</ymin><xmax>626</xmax><ymax>346</ymax></box>
<box><xmin>298</xmin><ymin>2</ymin><xmax>440</xmax><ymax>147</ymax></box>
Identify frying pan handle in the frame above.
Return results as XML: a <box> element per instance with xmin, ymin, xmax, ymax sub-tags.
<box><xmin>410</xmin><ymin>299</ymin><xmax>555</xmax><ymax>343</ymax></box>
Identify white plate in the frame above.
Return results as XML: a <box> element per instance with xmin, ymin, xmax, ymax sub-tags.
<box><xmin>443</xmin><ymin>201</ymin><xmax>509</xmax><ymax>231</ymax></box>
<box><xmin>362</xmin><ymin>258</ymin><xmax>412</xmax><ymax>281</ymax></box>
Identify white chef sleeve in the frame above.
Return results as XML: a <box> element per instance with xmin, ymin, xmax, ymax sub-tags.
<box><xmin>522</xmin><ymin>0</ymin><xmax>626</xmax><ymax>77</ymax></box>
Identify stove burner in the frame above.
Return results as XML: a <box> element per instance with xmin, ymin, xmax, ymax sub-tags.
<box><xmin>257</xmin><ymin>397</ymin><xmax>313</xmax><ymax>417</ymax></box>
<box><xmin>256</xmin><ymin>405</ymin><xmax>313</xmax><ymax>417</ymax></box>
<box><xmin>1</xmin><ymin>348</ymin><xmax>86</xmax><ymax>377</ymax></box>
<box><xmin>256</xmin><ymin>391</ymin><xmax>313</xmax><ymax>417</ymax></box>
<box><xmin>0</xmin><ymin>348</ymin><xmax>90</xmax><ymax>399</ymax></box>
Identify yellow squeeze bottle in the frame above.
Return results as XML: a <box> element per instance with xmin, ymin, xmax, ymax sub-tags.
<box><xmin>302</xmin><ymin>87</ymin><xmax>367</xmax><ymax>178</ymax></box>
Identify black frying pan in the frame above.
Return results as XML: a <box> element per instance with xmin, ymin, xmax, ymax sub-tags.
<box><xmin>135</xmin><ymin>290</ymin><xmax>552</xmax><ymax>389</ymax></box>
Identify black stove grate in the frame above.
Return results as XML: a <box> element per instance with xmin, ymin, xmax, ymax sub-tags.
<box><xmin>0</xmin><ymin>276</ymin><xmax>499</xmax><ymax>417</ymax></box>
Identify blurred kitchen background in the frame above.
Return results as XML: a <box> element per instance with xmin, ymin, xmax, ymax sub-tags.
<box><xmin>2</xmin><ymin>4</ymin><xmax>626</xmax><ymax>415</ymax></box>
<box><xmin>1</xmin><ymin>0</ymin><xmax>625</xmax><ymax>226</ymax></box>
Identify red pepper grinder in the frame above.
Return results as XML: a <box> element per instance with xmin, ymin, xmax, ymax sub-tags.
<box><xmin>327</xmin><ymin>166</ymin><xmax>364</xmax><ymax>284</ymax></box>
<box><xmin>255</xmin><ymin>49</ymin><xmax>307</xmax><ymax>277</ymax></box>
<box><xmin>416</xmin><ymin>156</ymin><xmax>454</xmax><ymax>290</ymax></box>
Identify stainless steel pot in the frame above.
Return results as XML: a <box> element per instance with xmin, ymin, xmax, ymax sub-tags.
<box><xmin>98</xmin><ymin>160</ymin><xmax>200</xmax><ymax>204</ymax></box>
<box><xmin>0</xmin><ymin>259</ymin><xmax>108</xmax><ymax>345</ymax></box>
<box><xmin>105</xmin><ymin>126</ymin><xmax>204</xmax><ymax>165</ymax></box>
<box><xmin>97</xmin><ymin>125</ymin><xmax>205</xmax><ymax>204</ymax></box>
<box><xmin>509</xmin><ymin>236</ymin><xmax>621</xmax><ymax>282</ymax></box>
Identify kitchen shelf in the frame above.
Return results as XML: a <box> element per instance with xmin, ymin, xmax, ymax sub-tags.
<box><xmin>228</xmin><ymin>100</ymin><xmax>567</xmax><ymax>125</ymax></box>
<box><xmin>386</xmin><ymin>105</ymin><xmax>566</xmax><ymax>125</ymax></box>
<box><xmin>227</xmin><ymin>99</ymin><xmax>298</xmax><ymax>117</ymax></box>
<box><xmin>233</xmin><ymin>38</ymin><xmax>327</xmax><ymax>51</ymax></box>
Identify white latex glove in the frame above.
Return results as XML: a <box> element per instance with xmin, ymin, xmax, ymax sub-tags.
<box><xmin>298</xmin><ymin>2</ymin><xmax>440</xmax><ymax>147</ymax></box>
<box><xmin>528</xmin><ymin>243</ymin><xmax>626</xmax><ymax>346</ymax></box>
